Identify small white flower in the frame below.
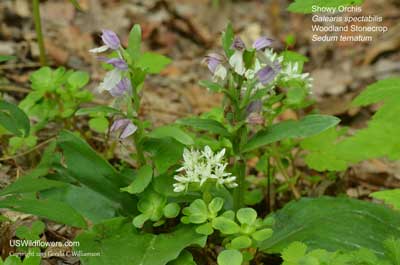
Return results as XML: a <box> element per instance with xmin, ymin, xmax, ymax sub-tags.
<box><xmin>97</xmin><ymin>68</ymin><xmax>122</xmax><ymax>93</ymax></box>
<box><xmin>214</xmin><ymin>65</ymin><xmax>227</xmax><ymax>81</ymax></box>
<box><xmin>173</xmin><ymin>146</ymin><xmax>237</xmax><ymax>192</ymax></box>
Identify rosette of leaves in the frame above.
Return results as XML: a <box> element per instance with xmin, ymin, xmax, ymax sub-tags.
<box><xmin>132</xmin><ymin>190</ymin><xmax>180</xmax><ymax>228</ymax></box>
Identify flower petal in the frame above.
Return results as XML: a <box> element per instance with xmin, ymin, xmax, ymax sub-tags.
<box><xmin>253</xmin><ymin>37</ymin><xmax>273</xmax><ymax>50</ymax></box>
<box><xmin>98</xmin><ymin>69</ymin><xmax>122</xmax><ymax>93</ymax></box>
<box><xmin>101</xmin><ymin>29</ymin><xmax>120</xmax><ymax>50</ymax></box>
<box><xmin>89</xmin><ymin>45</ymin><xmax>109</xmax><ymax>53</ymax></box>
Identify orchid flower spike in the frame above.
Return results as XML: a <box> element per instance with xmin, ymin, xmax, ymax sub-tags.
<box><xmin>89</xmin><ymin>29</ymin><xmax>121</xmax><ymax>53</ymax></box>
<box><xmin>204</xmin><ymin>53</ymin><xmax>227</xmax><ymax>81</ymax></box>
<box><xmin>231</xmin><ymin>37</ymin><xmax>246</xmax><ymax>51</ymax></box>
<box><xmin>98</xmin><ymin>57</ymin><xmax>128</xmax><ymax>71</ymax></box>
<box><xmin>110</xmin><ymin>119</ymin><xmax>137</xmax><ymax>139</ymax></box>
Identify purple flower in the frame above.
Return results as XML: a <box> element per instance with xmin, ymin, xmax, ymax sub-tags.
<box><xmin>98</xmin><ymin>57</ymin><xmax>128</xmax><ymax>70</ymax></box>
<box><xmin>110</xmin><ymin>119</ymin><xmax>137</xmax><ymax>139</ymax></box>
<box><xmin>110</xmin><ymin>78</ymin><xmax>132</xmax><ymax>97</ymax></box>
<box><xmin>247</xmin><ymin>100</ymin><xmax>263</xmax><ymax>114</ymax></box>
<box><xmin>257</xmin><ymin>66</ymin><xmax>279</xmax><ymax>85</ymax></box>
<box><xmin>253</xmin><ymin>37</ymin><xmax>273</xmax><ymax>51</ymax></box>
<box><xmin>204</xmin><ymin>53</ymin><xmax>223</xmax><ymax>74</ymax></box>
<box><xmin>101</xmin><ymin>29</ymin><xmax>120</xmax><ymax>50</ymax></box>
<box><xmin>231</xmin><ymin>37</ymin><xmax>246</xmax><ymax>51</ymax></box>
<box><xmin>247</xmin><ymin>113</ymin><xmax>264</xmax><ymax>125</ymax></box>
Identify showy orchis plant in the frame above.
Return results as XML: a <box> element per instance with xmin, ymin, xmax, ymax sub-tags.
<box><xmin>200</xmin><ymin>24</ymin><xmax>316</xmax><ymax>205</ymax></box>
<box><xmin>86</xmin><ymin>26</ymin><xmax>171</xmax><ymax>165</ymax></box>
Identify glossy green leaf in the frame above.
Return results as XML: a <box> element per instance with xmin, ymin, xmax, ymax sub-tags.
<box><xmin>0</xmin><ymin>177</ymin><xmax>66</xmax><ymax>196</ymax></box>
<box><xmin>222</xmin><ymin>23</ymin><xmax>235</xmax><ymax>58</ymax></box>
<box><xmin>89</xmin><ymin>117</ymin><xmax>109</xmax><ymax>133</ymax></box>
<box><xmin>0</xmin><ymin>197</ymin><xmax>86</xmax><ymax>228</ymax></box>
<box><xmin>230</xmin><ymin>235</ymin><xmax>252</xmax><ymax>249</ymax></box>
<box><xmin>236</xmin><ymin>208</ymin><xmax>257</xmax><ymax>225</ymax></box>
<box><xmin>0</xmin><ymin>101</ymin><xmax>30</xmax><ymax>137</ymax></box>
<box><xmin>243</xmin><ymin>115</ymin><xmax>340</xmax><ymax>152</ymax></box>
<box><xmin>212</xmin><ymin>217</ymin><xmax>240</xmax><ymax>234</ymax></box>
<box><xmin>121</xmin><ymin>165</ymin><xmax>153</xmax><ymax>194</ymax></box>
<box><xmin>199</xmin><ymin>80</ymin><xmax>224</xmax><ymax>93</ymax></box>
<box><xmin>168</xmin><ymin>250</ymin><xmax>196</xmax><ymax>265</ymax></box>
<box><xmin>260</xmin><ymin>197</ymin><xmax>400</xmax><ymax>257</ymax></box>
<box><xmin>75</xmin><ymin>218</ymin><xmax>206</xmax><ymax>265</ymax></box>
<box><xmin>67</xmin><ymin>71</ymin><xmax>89</xmax><ymax>88</ymax></box>
<box><xmin>163</xmin><ymin>203</ymin><xmax>180</xmax><ymax>218</ymax></box>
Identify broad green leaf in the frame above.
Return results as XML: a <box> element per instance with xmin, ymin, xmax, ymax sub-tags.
<box><xmin>121</xmin><ymin>165</ymin><xmax>153</xmax><ymax>194</ymax></box>
<box><xmin>75</xmin><ymin>106</ymin><xmax>121</xmax><ymax>116</ymax></box>
<box><xmin>67</xmin><ymin>71</ymin><xmax>89</xmax><ymax>88</ymax></box>
<box><xmin>148</xmin><ymin>126</ymin><xmax>194</xmax><ymax>145</ymax></box>
<box><xmin>57</xmin><ymin>131</ymin><xmax>136</xmax><ymax>212</ymax></box>
<box><xmin>75</xmin><ymin>218</ymin><xmax>206</xmax><ymax>265</ymax></box>
<box><xmin>217</xmin><ymin>249</ymin><xmax>243</xmax><ymax>265</ymax></box>
<box><xmin>0</xmin><ymin>55</ymin><xmax>16</xmax><ymax>63</ymax></box>
<box><xmin>0</xmin><ymin>177</ymin><xmax>66</xmax><ymax>196</ymax></box>
<box><xmin>196</xmin><ymin>222</ymin><xmax>213</xmax><ymax>235</ymax></box>
<box><xmin>88</xmin><ymin>117</ymin><xmax>109</xmax><ymax>133</ymax></box>
<box><xmin>287</xmin><ymin>0</ymin><xmax>364</xmax><ymax>14</ymax></box>
<box><xmin>260</xmin><ymin>197</ymin><xmax>400</xmax><ymax>257</ymax></box>
<box><xmin>0</xmin><ymin>101</ymin><xmax>30</xmax><ymax>137</ymax></box>
<box><xmin>177</xmin><ymin>117</ymin><xmax>230</xmax><ymax>137</ymax></box>
<box><xmin>371</xmin><ymin>189</ymin><xmax>400</xmax><ymax>211</ymax></box>
<box><xmin>208</xmin><ymin>197</ymin><xmax>224</xmax><ymax>215</ymax></box>
<box><xmin>137</xmin><ymin>52</ymin><xmax>171</xmax><ymax>74</ymax></box>
<box><xmin>243</xmin><ymin>115</ymin><xmax>340</xmax><ymax>152</ymax></box>
<box><xmin>127</xmin><ymin>24</ymin><xmax>142</xmax><ymax>61</ymax></box>
<box><xmin>352</xmin><ymin>78</ymin><xmax>400</xmax><ymax>106</ymax></box>
<box><xmin>183</xmin><ymin>199</ymin><xmax>209</xmax><ymax>224</ymax></box>
<box><xmin>163</xmin><ymin>203</ymin><xmax>180</xmax><ymax>218</ymax></box>
<box><xmin>142</xmin><ymin>137</ymin><xmax>184</xmax><ymax>173</ymax></box>
<box><xmin>222</xmin><ymin>23</ymin><xmax>235</xmax><ymax>58</ymax></box>
<box><xmin>0</xmin><ymin>197</ymin><xmax>86</xmax><ymax>228</ymax></box>
<box><xmin>4</xmin><ymin>256</ymin><xmax>22</xmax><ymax>265</ymax></box>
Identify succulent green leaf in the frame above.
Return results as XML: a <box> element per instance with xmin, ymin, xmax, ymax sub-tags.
<box><xmin>217</xmin><ymin>249</ymin><xmax>243</xmax><ymax>265</ymax></box>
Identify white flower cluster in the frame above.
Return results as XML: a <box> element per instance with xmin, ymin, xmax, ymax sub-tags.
<box><xmin>280</xmin><ymin>62</ymin><xmax>313</xmax><ymax>90</ymax></box>
<box><xmin>173</xmin><ymin>146</ymin><xmax>238</xmax><ymax>193</ymax></box>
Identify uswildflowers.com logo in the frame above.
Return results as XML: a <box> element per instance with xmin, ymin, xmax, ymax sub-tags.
<box><xmin>9</xmin><ymin>240</ymin><xmax>80</xmax><ymax>248</ymax></box>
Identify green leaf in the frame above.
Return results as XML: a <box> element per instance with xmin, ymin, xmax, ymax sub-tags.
<box><xmin>252</xmin><ymin>228</ymin><xmax>273</xmax><ymax>242</ymax></box>
<box><xmin>183</xmin><ymin>199</ymin><xmax>209</xmax><ymax>224</ymax></box>
<box><xmin>0</xmin><ymin>101</ymin><xmax>30</xmax><ymax>137</ymax></box>
<box><xmin>208</xmin><ymin>197</ymin><xmax>224</xmax><ymax>215</ymax></box>
<box><xmin>67</xmin><ymin>71</ymin><xmax>89</xmax><ymax>88</ymax></box>
<box><xmin>137</xmin><ymin>52</ymin><xmax>171</xmax><ymax>74</ymax></box>
<box><xmin>352</xmin><ymin>78</ymin><xmax>400</xmax><ymax>106</ymax></box>
<box><xmin>163</xmin><ymin>203</ymin><xmax>180</xmax><ymax>218</ymax></box>
<box><xmin>217</xmin><ymin>249</ymin><xmax>243</xmax><ymax>265</ymax></box>
<box><xmin>260</xmin><ymin>197</ymin><xmax>400</xmax><ymax>257</ymax></box>
<box><xmin>4</xmin><ymin>256</ymin><xmax>22</xmax><ymax>265</ymax></box>
<box><xmin>243</xmin><ymin>115</ymin><xmax>340</xmax><ymax>152</ymax></box>
<box><xmin>57</xmin><ymin>131</ymin><xmax>136</xmax><ymax>212</ymax></box>
<box><xmin>371</xmin><ymin>189</ymin><xmax>400</xmax><ymax>211</ymax></box>
<box><xmin>236</xmin><ymin>208</ymin><xmax>257</xmax><ymax>225</ymax></box>
<box><xmin>196</xmin><ymin>222</ymin><xmax>214</xmax><ymax>235</ymax></box>
<box><xmin>75</xmin><ymin>218</ymin><xmax>206</xmax><ymax>265</ymax></box>
<box><xmin>148</xmin><ymin>126</ymin><xmax>194</xmax><ymax>145</ymax></box>
<box><xmin>0</xmin><ymin>197</ymin><xmax>86</xmax><ymax>228</ymax></box>
<box><xmin>287</xmin><ymin>0</ymin><xmax>364</xmax><ymax>14</ymax></box>
<box><xmin>384</xmin><ymin>238</ymin><xmax>400</xmax><ymax>265</ymax></box>
<box><xmin>88</xmin><ymin>117</ymin><xmax>109</xmax><ymax>134</ymax></box>
<box><xmin>199</xmin><ymin>80</ymin><xmax>224</xmax><ymax>93</ymax></box>
<box><xmin>142</xmin><ymin>137</ymin><xmax>184</xmax><ymax>173</ymax></box>
<box><xmin>212</xmin><ymin>217</ymin><xmax>240</xmax><ymax>234</ymax></box>
<box><xmin>0</xmin><ymin>177</ymin><xmax>66</xmax><ymax>196</ymax></box>
<box><xmin>137</xmin><ymin>191</ymin><xmax>166</xmax><ymax>222</ymax></box>
<box><xmin>168</xmin><ymin>250</ymin><xmax>196</xmax><ymax>265</ymax></box>
<box><xmin>75</xmin><ymin>106</ymin><xmax>121</xmax><ymax>116</ymax></box>
<box><xmin>127</xmin><ymin>24</ymin><xmax>142</xmax><ymax>61</ymax></box>
<box><xmin>222</xmin><ymin>23</ymin><xmax>235</xmax><ymax>58</ymax></box>
<box><xmin>177</xmin><ymin>117</ymin><xmax>230</xmax><ymax>137</ymax></box>
<box><xmin>121</xmin><ymin>165</ymin><xmax>153</xmax><ymax>194</ymax></box>
<box><xmin>0</xmin><ymin>55</ymin><xmax>16</xmax><ymax>63</ymax></box>
<box><xmin>281</xmin><ymin>242</ymin><xmax>308</xmax><ymax>264</ymax></box>
<box><xmin>230</xmin><ymin>235</ymin><xmax>252</xmax><ymax>249</ymax></box>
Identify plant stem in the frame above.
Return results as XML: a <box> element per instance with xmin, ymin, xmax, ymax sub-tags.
<box><xmin>233</xmin><ymin>158</ymin><xmax>246</xmax><ymax>210</ymax></box>
<box><xmin>32</xmin><ymin>0</ymin><xmax>47</xmax><ymax>66</ymax></box>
